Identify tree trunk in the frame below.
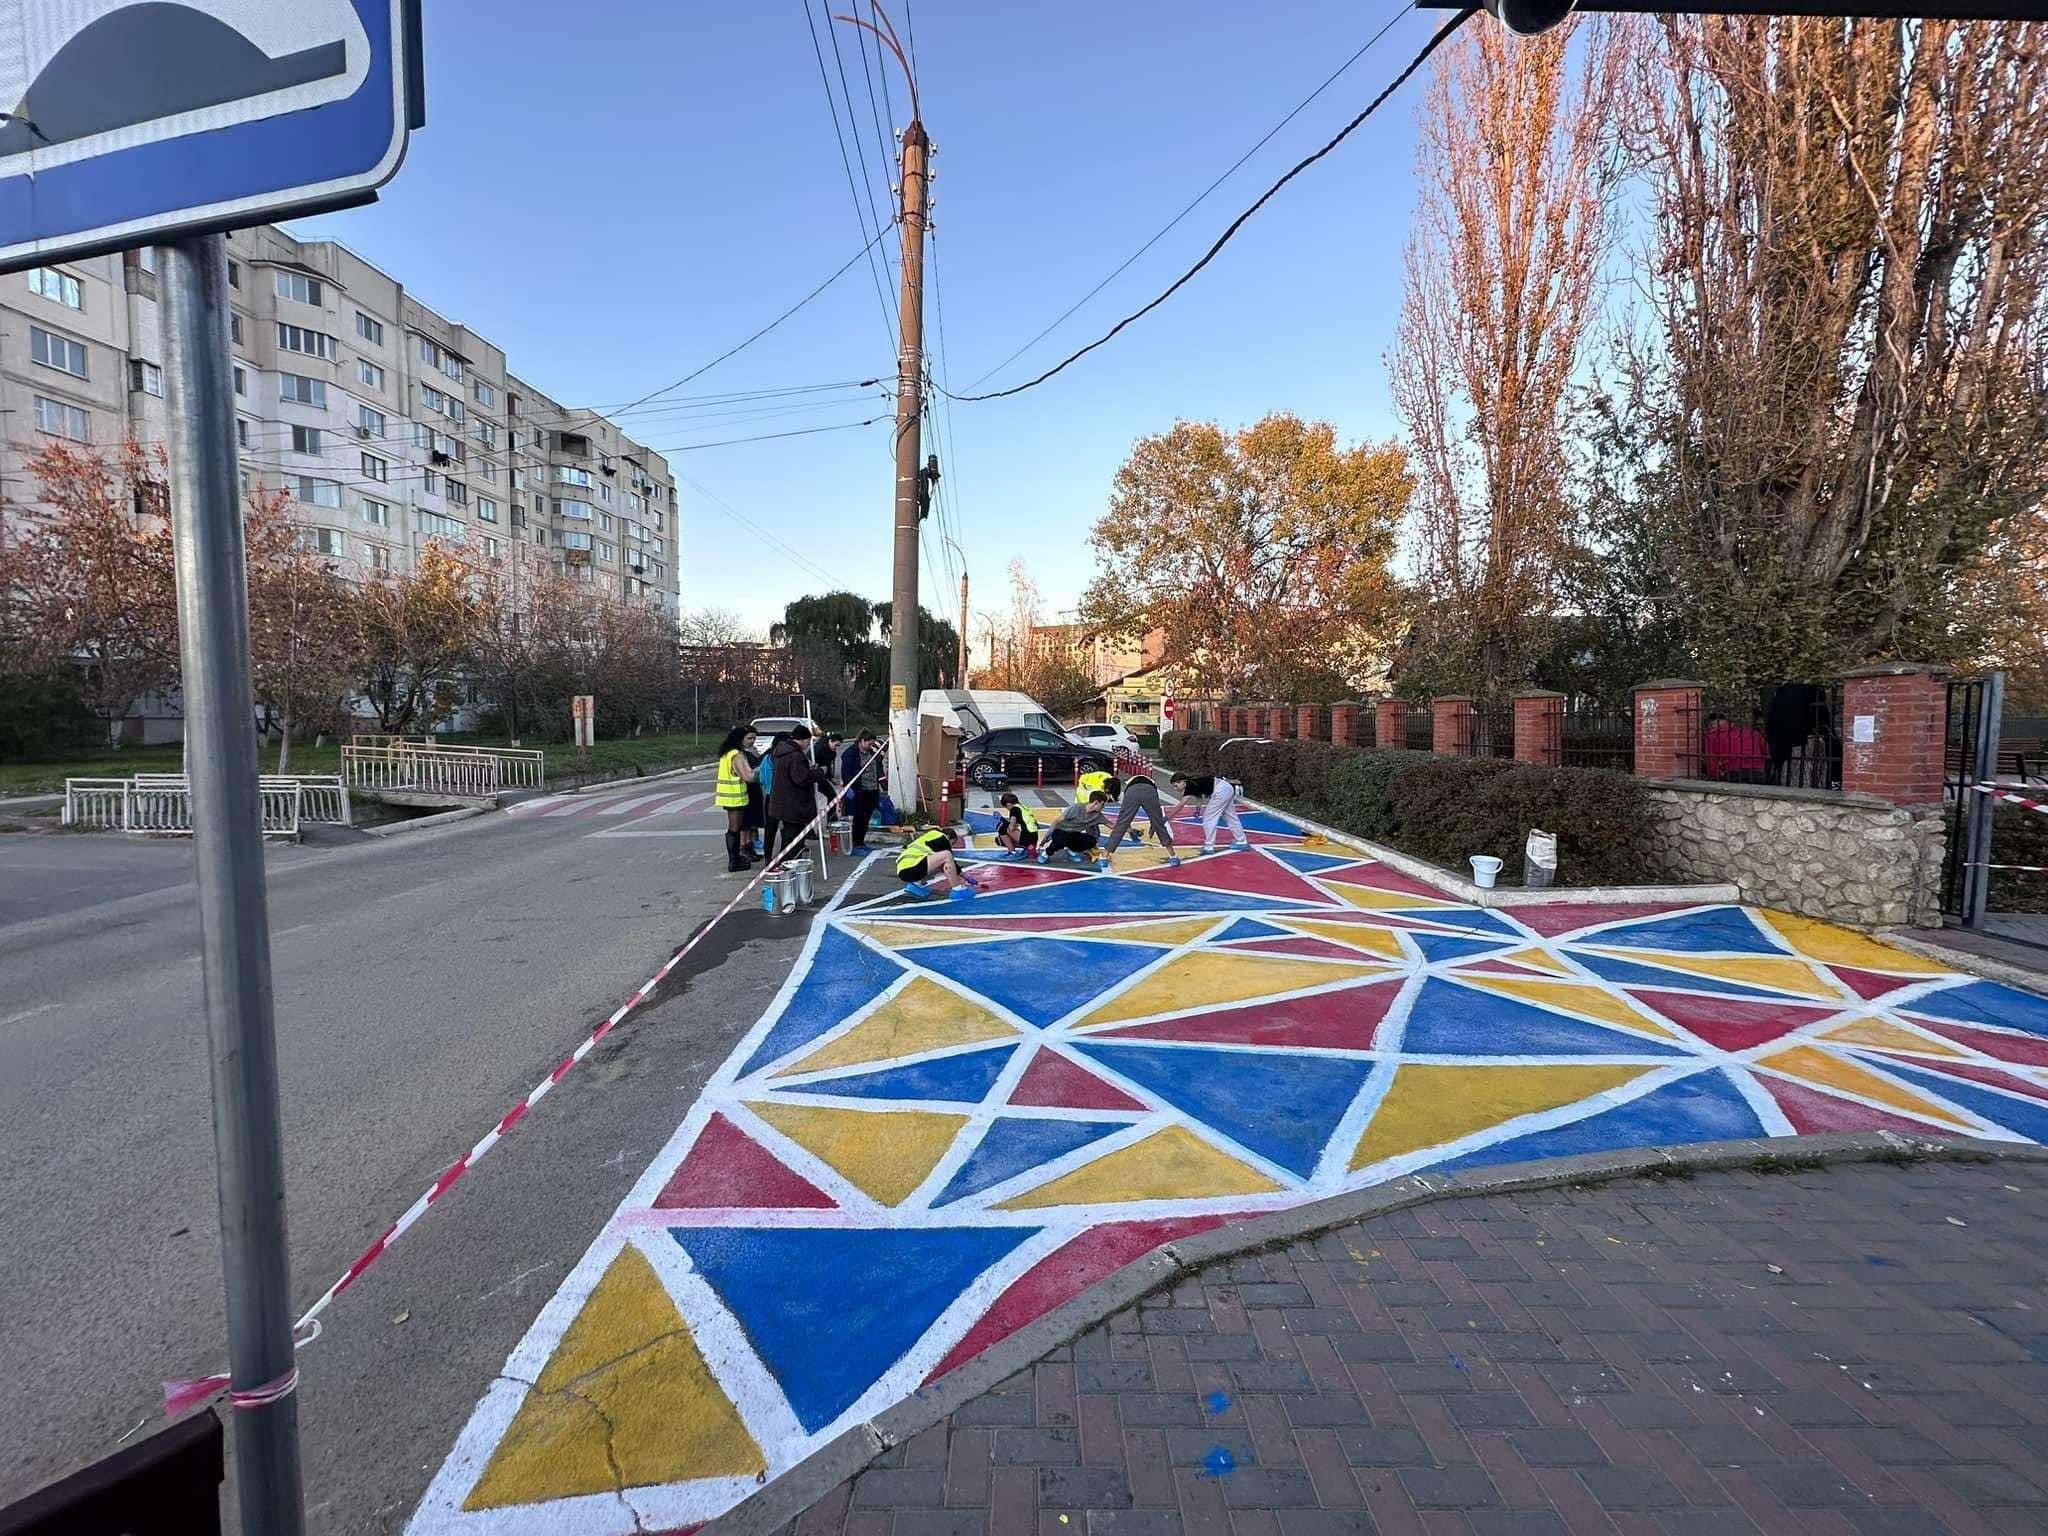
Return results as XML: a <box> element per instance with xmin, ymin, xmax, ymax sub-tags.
<box><xmin>278</xmin><ymin>714</ymin><xmax>292</xmax><ymax>776</ymax></box>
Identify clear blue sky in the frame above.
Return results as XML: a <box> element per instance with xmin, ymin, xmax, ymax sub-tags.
<box><xmin>293</xmin><ymin>1</ymin><xmax>1438</xmax><ymax>638</ymax></box>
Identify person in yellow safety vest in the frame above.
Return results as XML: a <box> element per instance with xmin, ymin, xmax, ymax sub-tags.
<box><xmin>895</xmin><ymin>825</ymin><xmax>980</xmax><ymax>900</ymax></box>
<box><xmin>715</xmin><ymin>725</ymin><xmax>760</xmax><ymax>873</ymax></box>
<box><xmin>1076</xmin><ymin>766</ymin><xmax>1120</xmax><ymax>803</ymax></box>
<box><xmin>994</xmin><ymin>792</ymin><xmax>1041</xmax><ymax>859</ymax></box>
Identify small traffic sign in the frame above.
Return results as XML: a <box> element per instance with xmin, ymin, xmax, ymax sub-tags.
<box><xmin>0</xmin><ymin>0</ymin><xmax>423</xmax><ymax>274</ymax></box>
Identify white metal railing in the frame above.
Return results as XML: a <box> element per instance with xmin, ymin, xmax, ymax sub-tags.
<box><xmin>341</xmin><ymin>743</ymin><xmax>543</xmax><ymax>797</ymax></box>
<box><xmin>130</xmin><ymin>773</ymin><xmax>351</xmax><ymax>825</ymax></box>
<box><xmin>63</xmin><ymin>777</ymin><xmax>303</xmax><ymax>839</ymax></box>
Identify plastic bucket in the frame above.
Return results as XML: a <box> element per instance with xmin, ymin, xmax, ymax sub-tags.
<box><xmin>789</xmin><ymin>858</ymin><xmax>814</xmax><ymax>906</ymax></box>
<box><xmin>1468</xmin><ymin>855</ymin><xmax>1503</xmax><ymax>890</ymax></box>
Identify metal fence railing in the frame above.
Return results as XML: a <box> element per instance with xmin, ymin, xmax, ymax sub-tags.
<box><xmin>1403</xmin><ymin>709</ymin><xmax>1433</xmax><ymax>752</ymax></box>
<box><xmin>1559</xmin><ymin>705</ymin><xmax>1634</xmax><ymax>774</ymax></box>
<box><xmin>131</xmin><ymin>774</ymin><xmax>351</xmax><ymax>825</ymax></box>
<box><xmin>340</xmin><ymin>744</ymin><xmax>544</xmax><ymax>798</ymax></box>
<box><xmin>64</xmin><ymin>778</ymin><xmax>304</xmax><ymax>839</ymax></box>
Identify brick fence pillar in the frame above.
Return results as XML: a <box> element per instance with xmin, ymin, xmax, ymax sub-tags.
<box><xmin>1330</xmin><ymin>701</ymin><xmax>1361</xmax><ymax>748</ymax></box>
<box><xmin>1514</xmin><ymin>690</ymin><xmax>1564</xmax><ymax>767</ymax></box>
<box><xmin>1230</xmin><ymin>705</ymin><xmax>1250</xmax><ymax>736</ymax></box>
<box><xmin>1433</xmin><ymin>696</ymin><xmax>1474</xmax><ymax>756</ymax></box>
<box><xmin>1375</xmin><ymin>697</ymin><xmax>1408</xmax><ymax>751</ymax></box>
<box><xmin>1266</xmin><ymin>702</ymin><xmax>1294</xmax><ymax>740</ymax></box>
<box><xmin>1297</xmin><ymin>704</ymin><xmax>1328</xmax><ymax>741</ymax></box>
<box><xmin>1633</xmin><ymin>680</ymin><xmax>1705</xmax><ymax>779</ymax></box>
<box><xmin>1842</xmin><ymin>664</ymin><xmax>1949</xmax><ymax>805</ymax></box>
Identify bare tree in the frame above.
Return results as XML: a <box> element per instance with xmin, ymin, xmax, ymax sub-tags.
<box><xmin>1391</xmin><ymin>20</ymin><xmax>1621</xmax><ymax>696</ymax></box>
<box><xmin>1615</xmin><ymin>16</ymin><xmax>2048</xmax><ymax>690</ymax></box>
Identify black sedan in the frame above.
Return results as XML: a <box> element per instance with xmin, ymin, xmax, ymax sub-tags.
<box><xmin>960</xmin><ymin>727</ymin><xmax>1114</xmax><ymax>788</ymax></box>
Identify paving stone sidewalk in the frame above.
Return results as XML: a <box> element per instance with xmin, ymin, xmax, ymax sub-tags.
<box><xmin>789</xmin><ymin>1161</ymin><xmax>2048</xmax><ymax>1536</ymax></box>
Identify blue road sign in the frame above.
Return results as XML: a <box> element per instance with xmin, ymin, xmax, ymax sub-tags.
<box><xmin>0</xmin><ymin>0</ymin><xmax>422</xmax><ymax>273</ymax></box>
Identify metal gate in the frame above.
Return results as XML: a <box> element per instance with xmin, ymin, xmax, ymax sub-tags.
<box><xmin>1940</xmin><ymin>672</ymin><xmax>2002</xmax><ymax>923</ymax></box>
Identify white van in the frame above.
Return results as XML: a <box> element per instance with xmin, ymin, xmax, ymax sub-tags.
<box><xmin>918</xmin><ymin>689</ymin><xmax>1063</xmax><ymax>738</ymax></box>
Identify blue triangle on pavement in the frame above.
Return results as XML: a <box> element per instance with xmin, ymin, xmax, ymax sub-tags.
<box><xmin>1587</xmin><ymin>906</ymin><xmax>1787</xmax><ymax>956</ymax></box>
<box><xmin>792</xmin><ymin>1045</ymin><xmax>1019</xmax><ymax>1104</ymax></box>
<box><xmin>1075</xmin><ymin>1043</ymin><xmax>1375</xmax><ymax>1179</ymax></box>
<box><xmin>1903</xmin><ymin>980</ymin><xmax>2048</xmax><ymax>1039</ymax></box>
<box><xmin>672</xmin><ymin>1223</ymin><xmax>1039</xmax><ymax>1432</ymax></box>
<box><xmin>912</xmin><ymin>937</ymin><xmax>1164</xmax><ymax>1028</ymax></box>
<box><xmin>933</xmin><ymin>1118</ymin><xmax>1128</xmax><ymax>1206</ymax></box>
<box><xmin>1402</xmin><ymin>977</ymin><xmax>1689</xmax><ymax>1058</ymax></box>
<box><xmin>738</xmin><ymin>928</ymin><xmax>907</xmax><ymax>1077</ymax></box>
<box><xmin>1857</xmin><ymin>1056</ymin><xmax>2048</xmax><ymax>1142</ymax></box>
<box><xmin>1216</xmin><ymin>917</ymin><xmax>1291</xmax><ymax>943</ymax></box>
<box><xmin>1270</xmin><ymin>849</ymin><xmax>1365</xmax><ymax>875</ymax></box>
<box><xmin>1570</xmin><ymin>950</ymin><xmax>1789</xmax><ymax>1002</ymax></box>
<box><xmin>1411</xmin><ymin>933</ymin><xmax>1516</xmax><ymax>965</ymax></box>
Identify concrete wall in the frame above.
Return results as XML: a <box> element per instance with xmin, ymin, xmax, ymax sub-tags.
<box><xmin>1642</xmin><ymin>779</ymin><xmax>1946</xmax><ymax>929</ymax></box>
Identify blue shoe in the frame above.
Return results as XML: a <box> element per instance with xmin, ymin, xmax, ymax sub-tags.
<box><xmin>902</xmin><ymin>882</ymin><xmax>933</xmax><ymax>899</ymax></box>
<box><xmin>1036</xmin><ymin>850</ymin><xmax>1050</xmax><ymax>865</ymax></box>
<box><xmin>1095</xmin><ymin>857</ymin><xmax>1109</xmax><ymax>873</ymax></box>
<box><xmin>851</xmin><ymin>844</ymin><xmax>872</xmax><ymax>854</ymax></box>
<box><xmin>1229</xmin><ymin>841</ymin><xmax>1251</xmax><ymax>852</ymax></box>
<box><xmin>1165</xmin><ymin>855</ymin><xmax>1181</xmax><ymax>867</ymax></box>
<box><xmin>949</xmin><ymin>883</ymin><xmax>978</xmax><ymax>901</ymax></box>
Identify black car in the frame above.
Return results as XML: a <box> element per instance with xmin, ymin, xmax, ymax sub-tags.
<box><xmin>960</xmin><ymin>727</ymin><xmax>1113</xmax><ymax>788</ymax></box>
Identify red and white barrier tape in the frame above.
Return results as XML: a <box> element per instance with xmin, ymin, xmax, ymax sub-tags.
<box><xmin>164</xmin><ymin>746</ymin><xmax>885</xmax><ymax>1417</ymax></box>
<box><xmin>1975</xmin><ymin>782</ymin><xmax>2048</xmax><ymax>816</ymax></box>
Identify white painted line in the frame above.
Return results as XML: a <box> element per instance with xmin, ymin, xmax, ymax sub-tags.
<box><xmin>585</xmin><ymin>828</ymin><xmax>726</xmax><ymax>839</ymax></box>
<box><xmin>596</xmin><ymin>795</ymin><xmax>672</xmax><ymax>817</ymax></box>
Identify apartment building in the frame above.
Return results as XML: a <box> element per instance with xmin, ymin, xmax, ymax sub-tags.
<box><xmin>0</xmin><ymin>227</ymin><xmax>679</xmax><ymax>613</ymax></box>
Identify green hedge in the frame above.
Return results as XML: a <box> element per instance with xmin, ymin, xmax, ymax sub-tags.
<box><xmin>1159</xmin><ymin>730</ymin><xmax>1652</xmax><ymax>886</ymax></box>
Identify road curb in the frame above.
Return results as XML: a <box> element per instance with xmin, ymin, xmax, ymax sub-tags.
<box><xmin>360</xmin><ymin>806</ymin><xmax>488</xmax><ymax>838</ymax></box>
<box><xmin>1879</xmin><ymin>929</ymin><xmax>2048</xmax><ymax>1001</ymax></box>
<box><xmin>697</xmin><ymin>1131</ymin><xmax>2048</xmax><ymax>1536</ymax></box>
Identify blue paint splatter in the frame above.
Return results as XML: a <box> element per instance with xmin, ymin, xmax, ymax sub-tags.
<box><xmin>1201</xmin><ymin>1446</ymin><xmax>1236</xmax><ymax>1478</ymax></box>
<box><xmin>1863</xmin><ymin>1254</ymin><xmax>1895</xmax><ymax>1267</ymax></box>
<box><xmin>1203</xmin><ymin>1389</ymin><xmax>1231</xmax><ymax>1415</ymax></box>
<box><xmin>1447</xmin><ymin>1352</ymin><xmax>1469</xmax><ymax>1374</ymax></box>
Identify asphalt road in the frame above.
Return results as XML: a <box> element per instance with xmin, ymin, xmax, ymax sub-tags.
<box><xmin>0</xmin><ymin>770</ymin><xmax>849</xmax><ymax>1529</ymax></box>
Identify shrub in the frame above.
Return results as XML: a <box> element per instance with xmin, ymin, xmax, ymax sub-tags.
<box><xmin>1390</xmin><ymin>759</ymin><xmax>1649</xmax><ymax>885</ymax></box>
<box><xmin>1991</xmin><ymin>804</ymin><xmax>2048</xmax><ymax>913</ymax></box>
<box><xmin>1216</xmin><ymin>737</ymin><xmax>1279</xmax><ymax>798</ymax></box>
<box><xmin>1271</xmin><ymin>739</ymin><xmax>1343</xmax><ymax>805</ymax></box>
<box><xmin>1324</xmin><ymin>750</ymin><xmax>1433</xmax><ymax>843</ymax></box>
<box><xmin>1159</xmin><ymin>730</ymin><xmax>1221</xmax><ymax>776</ymax></box>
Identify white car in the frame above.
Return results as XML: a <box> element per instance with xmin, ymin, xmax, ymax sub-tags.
<box><xmin>1067</xmin><ymin>722</ymin><xmax>1141</xmax><ymax>755</ymax></box>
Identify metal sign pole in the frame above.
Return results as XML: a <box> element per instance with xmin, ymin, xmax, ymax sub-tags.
<box><xmin>160</xmin><ymin>231</ymin><xmax>306</xmax><ymax>1536</ymax></box>
<box><xmin>1963</xmin><ymin>670</ymin><xmax>2005</xmax><ymax>927</ymax></box>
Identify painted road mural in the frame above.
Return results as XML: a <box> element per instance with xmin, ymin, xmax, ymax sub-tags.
<box><xmin>410</xmin><ymin>804</ymin><xmax>2048</xmax><ymax>1535</ymax></box>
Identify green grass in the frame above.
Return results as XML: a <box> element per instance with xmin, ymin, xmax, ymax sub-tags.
<box><xmin>0</xmin><ymin>729</ymin><xmax>727</xmax><ymax>796</ymax></box>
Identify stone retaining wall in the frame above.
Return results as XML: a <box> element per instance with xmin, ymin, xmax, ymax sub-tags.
<box><xmin>1642</xmin><ymin>779</ymin><xmax>1947</xmax><ymax>929</ymax></box>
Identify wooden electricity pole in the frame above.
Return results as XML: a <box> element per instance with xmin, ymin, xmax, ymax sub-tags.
<box><xmin>885</xmin><ymin>117</ymin><xmax>930</xmax><ymax>811</ymax></box>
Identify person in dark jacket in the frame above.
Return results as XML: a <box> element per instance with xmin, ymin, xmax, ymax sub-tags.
<box><xmin>839</xmin><ymin>730</ymin><xmax>884</xmax><ymax>852</ymax></box>
<box><xmin>765</xmin><ymin>726</ymin><xmax>820</xmax><ymax>861</ymax></box>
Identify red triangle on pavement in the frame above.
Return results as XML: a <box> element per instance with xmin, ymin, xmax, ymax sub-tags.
<box><xmin>1007</xmin><ymin>1047</ymin><xmax>1148</xmax><ymax>1111</ymax></box>
<box><xmin>1093</xmin><ymin>978</ymin><xmax>1400</xmax><ymax>1051</ymax></box>
<box><xmin>1914</xmin><ymin>1020</ymin><xmax>2048</xmax><ymax>1068</ymax></box>
<box><xmin>1225</xmin><ymin>936</ymin><xmax>1391</xmax><ymax>964</ymax></box>
<box><xmin>926</xmin><ymin>1215</ymin><xmax>1230</xmax><ymax>1381</ymax></box>
<box><xmin>1628</xmin><ymin>990</ymin><xmax>1842</xmax><ymax>1051</ymax></box>
<box><xmin>1763</xmin><ymin>1076</ymin><xmax>1958</xmax><ymax>1136</ymax></box>
<box><xmin>1506</xmin><ymin>903</ymin><xmax>1693</xmax><ymax>940</ymax></box>
<box><xmin>1317</xmin><ymin>864</ymin><xmax>1448</xmax><ymax>900</ymax></box>
<box><xmin>654</xmin><ymin>1112</ymin><xmax>837</xmax><ymax>1210</ymax></box>
<box><xmin>1829</xmin><ymin>965</ymin><xmax>1919</xmax><ymax>1002</ymax></box>
<box><xmin>1129</xmin><ymin>849</ymin><xmax>1334</xmax><ymax>906</ymax></box>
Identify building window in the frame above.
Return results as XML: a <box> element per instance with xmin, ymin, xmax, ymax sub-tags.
<box><xmin>29</xmin><ymin>267</ymin><xmax>83</xmax><ymax>309</ymax></box>
<box><xmin>476</xmin><ymin>496</ymin><xmax>499</xmax><ymax>523</ymax></box>
<box><xmin>234</xmin><ymin>365</ymin><xmax>247</xmax><ymax>395</ymax></box>
<box><xmin>291</xmin><ymin>476</ymin><xmax>342</xmax><ymax>509</ymax></box>
<box><xmin>596</xmin><ymin>540</ymin><xmax>615</xmax><ymax>562</ymax></box>
<box><xmin>276</xmin><ymin>323</ymin><xmax>337</xmax><ymax>359</ymax></box>
<box><xmin>355</xmin><ymin>311</ymin><xmax>384</xmax><ymax>345</ymax></box>
<box><xmin>358</xmin><ymin>358</ymin><xmax>386</xmax><ymax>391</ymax></box>
<box><xmin>556</xmin><ymin>464</ymin><xmax>591</xmax><ymax>487</ymax></box>
<box><xmin>275</xmin><ymin>271</ymin><xmax>323</xmax><ymax>306</ymax></box>
<box><xmin>470</xmin><ymin>419</ymin><xmax>496</xmax><ymax>449</ymax></box>
<box><xmin>357</xmin><ymin>404</ymin><xmax>386</xmax><ymax>437</ymax></box>
<box><xmin>445</xmin><ymin>480</ymin><xmax>469</xmax><ymax>507</ymax></box>
<box><xmin>508</xmin><ymin>393</ymin><xmax>522</xmax><ymax>418</ymax></box>
<box><xmin>230</xmin><ymin>314</ymin><xmax>244</xmax><ymax>346</ymax></box>
<box><xmin>361</xmin><ymin>498</ymin><xmax>391</xmax><ymax>527</ymax></box>
<box><xmin>482</xmin><ymin>535</ymin><xmax>501</xmax><ymax>558</ymax></box>
<box><xmin>649</xmin><ymin>537</ymin><xmax>663</xmax><ymax>557</ymax></box>
<box><xmin>279</xmin><ymin>373</ymin><xmax>326</xmax><ymax>407</ymax></box>
<box><xmin>598</xmin><ymin>483</ymin><xmax>612</xmax><ymax>504</ymax></box>
<box><xmin>560</xmin><ymin>530</ymin><xmax>593</xmax><ymax>551</ymax></box>
<box><xmin>227</xmin><ymin>260</ymin><xmax>242</xmax><ymax>289</ymax></box>
<box><xmin>369</xmin><ymin>544</ymin><xmax>391</xmax><ymax>573</ymax></box>
<box><xmin>416</xmin><ymin>509</ymin><xmax>466</xmax><ymax>542</ymax></box>
<box><xmin>413</xmin><ymin>422</ymin><xmax>433</xmax><ymax>450</ymax></box>
<box><xmin>291</xmin><ymin>424</ymin><xmax>323</xmax><ymax>455</ymax></box>
<box><xmin>472</xmin><ymin>379</ymin><xmax>496</xmax><ymax>408</ymax></box>
<box><xmin>599</xmin><ymin>512</ymin><xmax>614</xmax><ymax>533</ymax></box>
<box><xmin>33</xmin><ymin>394</ymin><xmax>88</xmax><ymax>440</ymax></box>
<box><xmin>237</xmin><ymin>417</ymin><xmax>252</xmax><ymax>449</ymax></box>
<box><xmin>417</xmin><ymin>337</ymin><xmax>463</xmax><ymax>380</ymax></box>
<box><xmin>532</xmin><ymin>526</ymin><xmax>546</xmax><ymax>546</ymax></box>
<box><xmin>134</xmin><ymin>247</ymin><xmax>157</xmax><ymax>274</ymax></box>
<box><xmin>30</xmin><ymin>325</ymin><xmax>87</xmax><ymax>378</ymax></box>
<box><xmin>129</xmin><ymin>360</ymin><xmax>164</xmax><ymax>396</ymax></box>
<box><xmin>361</xmin><ymin>453</ymin><xmax>388</xmax><ymax>482</ymax></box>
<box><xmin>423</xmin><ymin>469</ymin><xmax>440</xmax><ymax>496</ymax></box>
<box><xmin>558</xmin><ymin>499</ymin><xmax>593</xmax><ymax>520</ymax></box>
<box><xmin>300</xmin><ymin>526</ymin><xmax>346</xmax><ymax>558</ymax></box>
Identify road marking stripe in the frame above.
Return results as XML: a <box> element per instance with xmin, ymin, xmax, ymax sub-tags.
<box><xmin>597</xmin><ymin>795</ymin><xmax>672</xmax><ymax>816</ymax></box>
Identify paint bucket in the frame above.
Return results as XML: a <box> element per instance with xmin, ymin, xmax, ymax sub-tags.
<box><xmin>790</xmin><ymin>858</ymin><xmax>816</xmax><ymax>905</ymax></box>
<box><xmin>766</xmin><ymin>868</ymin><xmax>799</xmax><ymax>914</ymax></box>
<box><xmin>828</xmin><ymin>818</ymin><xmax>853</xmax><ymax>855</ymax></box>
<box><xmin>1468</xmin><ymin>855</ymin><xmax>1503</xmax><ymax>890</ymax></box>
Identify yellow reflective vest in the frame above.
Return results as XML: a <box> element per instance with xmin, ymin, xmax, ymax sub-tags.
<box><xmin>716</xmin><ymin>749</ymin><xmax>749</xmax><ymax>809</ymax></box>
<box><xmin>1077</xmin><ymin>769</ymin><xmax>1115</xmax><ymax>800</ymax></box>
<box><xmin>895</xmin><ymin>826</ymin><xmax>950</xmax><ymax>876</ymax></box>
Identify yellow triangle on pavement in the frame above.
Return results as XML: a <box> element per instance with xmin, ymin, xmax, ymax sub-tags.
<box><xmin>1077</xmin><ymin>950</ymin><xmax>1384</xmax><ymax>1029</ymax></box>
<box><xmin>1755</xmin><ymin>1045</ymin><xmax>1971</xmax><ymax>1128</ymax></box>
<box><xmin>778</xmin><ymin>976</ymin><xmax>1016</xmax><ymax>1076</ymax></box>
<box><xmin>1276</xmin><ymin>918</ymin><xmax>1407</xmax><ymax>961</ymax></box>
<box><xmin>1497</xmin><ymin>947</ymin><xmax>1574</xmax><ymax>976</ymax></box>
<box><xmin>463</xmin><ymin>1244</ymin><xmax>763</xmax><ymax>1509</ymax></box>
<box><xmin>1351</xmin><ymin>1063</ymin><xmax>1650</xmax><ymax>1170</ymax></box>
<box><xmin>1585</xmin><ymin>947</ymin><xmax>1838</xmax><ymax>1000</ymax></box>
<box><xmin>1321</xmin><ymin>878</ymin><xmax>1457</xmax><ymax>911</ymax></box>
<box><xmin>750</xmin><ymin>1100</ymin><xmax>966</xmax><ymax>1205</ymax></box>
<box><xmin>1820</xmin><ymin>1016</ymin><xmax>1964</xmax><ymax>1058</ymax></box>
<box><xmin>997</xmin><ymin>1125</ymin><xmax>1283</xmax><ymax>1208</ymax></box>
<box><xmin>1059</xmin><ymin>916</ymin><xmax>1226</xmax><ymax>945</ymax></box>
<box><xmin>1760</xmin><ymin>911</ymin><xmax>1950</xmax><ymax>974</ymax></box>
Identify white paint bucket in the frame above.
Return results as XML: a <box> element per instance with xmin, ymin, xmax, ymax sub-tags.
<box><xmin>1469</xmin><ymin>855</ymin><xmax>1504</xmax><ymax>889</ymax></box>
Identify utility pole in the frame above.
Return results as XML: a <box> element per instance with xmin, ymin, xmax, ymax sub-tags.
<box><xmin>887</xmin><ymin>116</ymin><xmax>931</xmax><ymax>815</ymax></box>
<box><xmin>957</xmin><ymin>569</ymin><xmax>969</xmax><ymax>686</ymax></box>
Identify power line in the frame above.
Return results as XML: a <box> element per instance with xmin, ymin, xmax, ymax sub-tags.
<box><xmin>812</xmin><ymin>0</ymin><xmax>900</xmax><ymax>342</ymax></box>
<box><xmin>669</xmin><ymin>468</ymin><xmax>843</xmax><ymax>590</ymax></box>
<box><xmin>963</xmin><ymin>2</ymin><xmax>1420</xmax><ymax>392</ymax></box>
<box><xmin>941</xmin><ymin>6</ymin><xmax>1476</xmax><ymax>404</ymax></box>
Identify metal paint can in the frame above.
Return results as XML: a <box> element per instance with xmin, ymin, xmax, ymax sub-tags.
<box><xmin>766</xmin><ymin>868</ymin><xmax>799</xmax><ymax>914</ymax></box>
<box><xmin>829</xmin><ymin>818</ymin><xmax>853</xmax><ymax>855</ymax></box>
<box><xmin>789</xmin><ymin>858</ymin><xmax>815</xmax><ymax>906</ymax></box>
